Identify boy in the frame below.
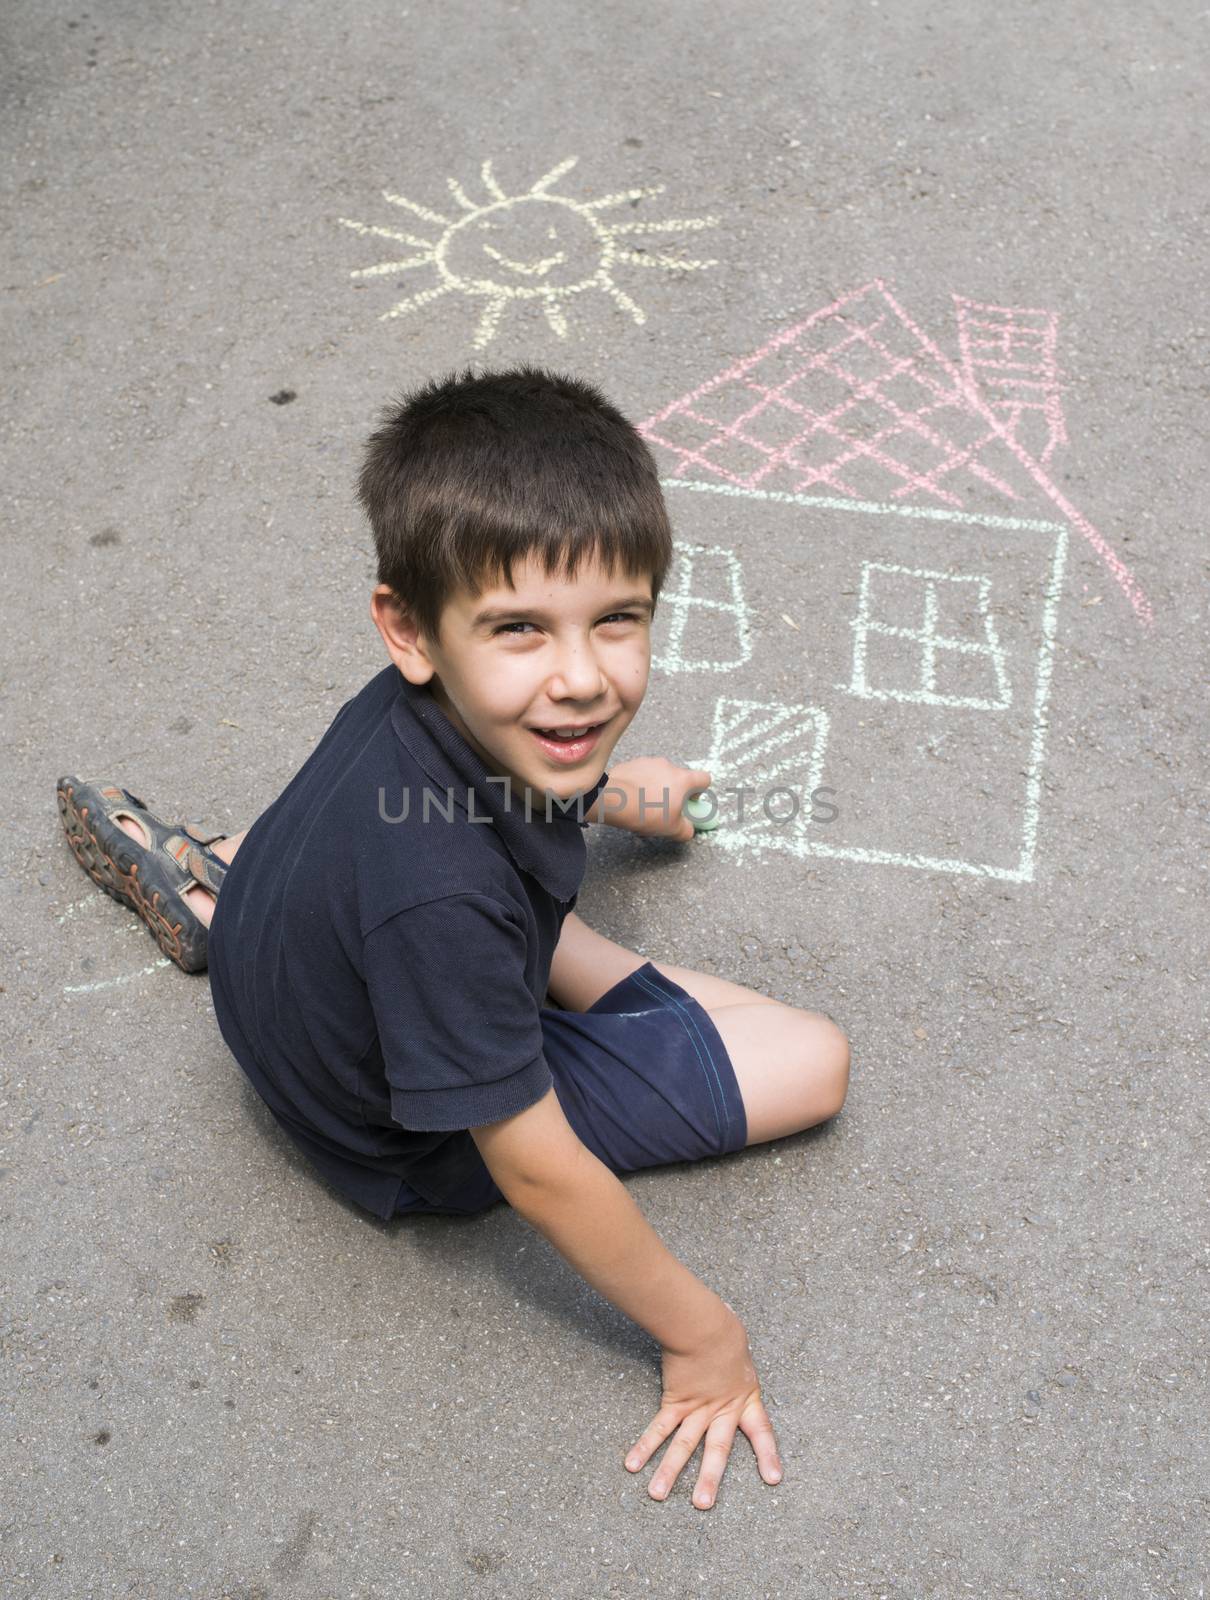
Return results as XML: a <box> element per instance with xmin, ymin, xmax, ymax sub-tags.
<box><xmin>56</xmin><ymin>365</ymin><xmax>850</xmax><ymax>1511</ymax></box>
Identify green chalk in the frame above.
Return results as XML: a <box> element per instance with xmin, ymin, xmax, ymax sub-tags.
<box><xmin>684</xmin><ymin>792</ymin><xmax>720</xmax><ymax>833</ymax></box>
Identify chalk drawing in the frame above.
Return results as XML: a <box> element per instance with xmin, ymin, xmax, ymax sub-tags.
<box><xmin>56</xmin><ymin>892</ymin><xmax>107</xmax><ymax>925</ymax></box>
<box><xmin>63</xmin><ymin>957</ymin><xmax>173</xmax><ymax>995</ymax></box>
<box><xmin>688</xmin><ymin>697</ymin><xmax>831</xmax><ymax>849</ymax></box>
<box><xmin>846</xmin><ymin>562</ymin><xmax>1011</xmax><ymax>710</ymax></box>
<box><xmin>640</xmin><ymin>278</ymin><xmax>1150</xmax><ymax>626</ymax></box>
<box><xmin>637</xmin><ymin>282</ymin><xmax>1107</xmax><ymax>881</ymax></box>
<box><xmin>651</xmin><ymin>539</ymin><xmax>754</xmax><ymax>674</ymax></box>
<box><xmin>675</xmin><ymin>515</ymin><xmax>1066</xmax><ymax>880</ymax></box>
<box><xmin>58</xmin><ymin>890</ymin><xmax>177</xmax><ymax>992</ymax></box>
<box><xmin>662</xmin><ymin>476</ymin><xmax>1070</xmax><ymax>535</ymax></box>
<box><xmin>338</xmin><ymin>158</ymin><xmax>718</xmax><ymax>349</ymax></box>
<box><xmin>954</xmin><ymin>296</ymin><xmax>1067</xmax><ymax>467</ymax></box>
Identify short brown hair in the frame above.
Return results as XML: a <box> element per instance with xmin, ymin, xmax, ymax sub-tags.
<box><xmin>356</xmin><ymin>364</ymin><xmax>672</xmax><ymax>644</ymax></box>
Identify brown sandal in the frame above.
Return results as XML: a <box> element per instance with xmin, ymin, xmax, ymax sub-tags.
<box><xmin>56</xmin><ymin>775</ymin><xmax>231</xmax><ymax>974</ymax></box>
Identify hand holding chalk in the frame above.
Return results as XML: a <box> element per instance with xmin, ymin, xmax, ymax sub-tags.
<box><xmin>597</xmin><ymin>758</ymin><xmax>713</xmax><ymax>841</ymax></box>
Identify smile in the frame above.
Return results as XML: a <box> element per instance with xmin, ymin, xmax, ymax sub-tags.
<box><xmin>481</xmin><ymin>243</ymin><xmax>567</xmax><ymax>277</ymax></box>
<box><xmin>528</xmin><ymin>721</ymin><xmax>607</xmax><ymax>764</ymax></box>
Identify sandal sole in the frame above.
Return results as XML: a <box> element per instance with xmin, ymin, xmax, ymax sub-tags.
<box><xmin>56</xmin><ymin>778</ymin><xmax>210</xmax><ymax>974</ymax></box>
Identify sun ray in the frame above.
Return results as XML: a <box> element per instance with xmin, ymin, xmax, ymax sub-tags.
<box><xmin>338</xmin><ymin>217</ymin><xmax>437</xmax><ymax>250</ymax></box>
<box><xmin>381</xmin><ymin>283</ymin><xmax>455</xmax><ymax>321</ymax></box>
<box><xmin>581</xmin><ymin>185</ymin><xmax>667</xmax><ymax>211</ymax></box>
<box><xmin>382</xmin><ymin>190</ymin><xmax>452</xmax><ymax>227</ymax></box>
<box><xmin>481</xmin><ymin>160</ymin><xmax>507</xmax><ymax>202</ymax></box>
<box><xmin>530</xmin><ymin>156</ymin><xmax>579</xmax><ymax>195</ymax></box>
<box><xmin>542</xmin><ymin>295</ymin><xmax>569</xmax><ymax>338</ymax></box>
<box><xmin>613</xmin><ymin>250</ymin><xmax>719</xmax><ymax>271</ymax></box>
<box><xmin>473</xmin><ymin>296</ymin><xmax>510</xmax><ymax>349</ymax></box>
<box><xmin>599</xmin><ymin>216</ymin><xmax>720</xmax><ymax>236</ymax></box>
<box><xmin>448</xmin><ymin>177</ymin><xmax>479</xmax><ymax>212</ymax></box>
<box><xmin>350</xmin><ymin>256</ymin><xmax>435</xmax><ymax>278</ymax></box>
<box><xmin>603</xmin><ymin>281</ymin><xmax>647</xmax><ymax>326</ymax></box>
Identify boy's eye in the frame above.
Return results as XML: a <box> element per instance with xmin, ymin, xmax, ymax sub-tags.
<box><xmin>492</xmin><ymin>612</ymin><xmax>642</xmax><ymax>637</ymax></box>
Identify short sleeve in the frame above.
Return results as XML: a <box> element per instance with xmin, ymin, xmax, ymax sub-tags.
<box><xmin>362</xmin><ymin>893</ymin><xmax>553</xmax><ymax>1132</ymax></box>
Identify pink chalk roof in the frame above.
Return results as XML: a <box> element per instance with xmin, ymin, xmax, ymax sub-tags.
<box><xmin>638</xmin><ymin>280</ymin><xmax>1151</xmax><ymax>627</ymax></box>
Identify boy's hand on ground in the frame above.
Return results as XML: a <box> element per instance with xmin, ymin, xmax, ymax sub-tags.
<box><xmin>592</xmin><ymin>758</ymin><xmax>712</xmax><ymax>841</ymax></box>
<box><xmin>624</xmin><ymin>1301</ymin><xmax>783</xmax><ymax>1509</ymax></box>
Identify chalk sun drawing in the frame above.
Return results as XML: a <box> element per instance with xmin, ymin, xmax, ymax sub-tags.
<box><xmin>338</xmin><ymin>157</ymin><xmax>718</xmax><ymax>349</ymax></box>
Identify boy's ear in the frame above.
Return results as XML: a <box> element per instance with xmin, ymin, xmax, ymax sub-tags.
<box><xmin>369</xmin><ymin>585</ymin><xmax>438</xmax><ymax>685</ymax></box>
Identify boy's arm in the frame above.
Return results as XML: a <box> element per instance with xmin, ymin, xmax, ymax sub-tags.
<box><xmin>470</xmin><ymin>1086</ymin><xmax>730</xmax><ymax>1352</ymax></box>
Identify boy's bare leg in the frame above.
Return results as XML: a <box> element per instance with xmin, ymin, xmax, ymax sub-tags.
<box><xmin>548</xmin><ymin>910</ymin><xmax>787</xmax><ymax>1015</ymax></box>
<box><xmin>111</xmin><ymin>818</ymin><xmax>248</xmax><ymax>929</ymax></box>
<box><xmin>547</xmin><ymin>910</ymin><xmax>850</xmax><ymax>1148</ymax></box>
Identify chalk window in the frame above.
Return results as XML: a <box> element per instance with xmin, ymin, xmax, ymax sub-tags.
<box><xmin>846</xmin><ymin>561</ymin><xmax>1011</xmax><ymax>710</ymax></box>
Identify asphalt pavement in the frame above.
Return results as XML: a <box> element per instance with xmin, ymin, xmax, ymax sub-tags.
<box><xmin>2</xmin><ymin>1</ymin><xmax>1207</xmax><ymax>1595</ymax></box>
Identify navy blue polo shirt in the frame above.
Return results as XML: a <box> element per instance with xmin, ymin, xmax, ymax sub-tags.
<box><xmin>207</xmin><ymin>662</ymin><xmax>609</xmax><ymax>1221</ymax></box>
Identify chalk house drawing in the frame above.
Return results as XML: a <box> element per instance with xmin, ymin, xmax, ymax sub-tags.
<box><xmin>638</xmin><ymin>280</ymin><xmax>1153</xmax><ymax>884</ymax></box>
<box><xmin>338</xmin><ymin>158</ymin><xmax>718</xmax><ymax>349</ymax></box>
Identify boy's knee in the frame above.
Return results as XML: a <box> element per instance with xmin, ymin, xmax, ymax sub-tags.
<box><xmin>803</xmin><ymin>1013</ymin><xmax>850</xmax><ymax>1119</ymax></box>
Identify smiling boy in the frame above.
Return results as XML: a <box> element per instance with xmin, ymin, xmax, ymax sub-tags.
<box><xmin>56</xmin><ymin>365</ymin><xmax>850</xmax><ymax>1510</ymax></box>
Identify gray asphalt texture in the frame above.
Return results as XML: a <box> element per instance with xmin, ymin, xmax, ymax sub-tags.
<box><xmin>3</xmin><ymin>2</ymin><xmax>1207</xmax><ymax>1596</ymax></box>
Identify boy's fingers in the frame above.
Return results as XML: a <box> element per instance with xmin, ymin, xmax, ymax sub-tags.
<box><xmin>690</xmin><ymin>1412</ymin><xmax>741</xmax><ymax>1510</ymax></box>
<box><xmin>646</xmin><ymin>1416</ymin><xmax>706</xmax><ymax>1501</ymax></box>
<box><xmin>625</xmin><ymin>1407</ymin><xmax>679</xmax><ymax>1472</ymax></box>
<box><xmin>741</xmin><ymin>1402</ymin><xmax>784</xmax><ymax>1484</ymax></box>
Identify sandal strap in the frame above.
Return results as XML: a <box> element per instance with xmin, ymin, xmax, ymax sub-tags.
<box><xmin>182</xmin><ymin>821</ymin><xmax>230</xmax><ymax>849</ymax></box>
<box><xmin>161</xmin><ymin>830</ymin><xmax>229</xmax><ymax>895</ymax></box>
<box><xmin>96</xmin><ymin>781</ymin><xmax>149</xmax><ymax>811</ymax></box>
<box><xmin>186</xmin><ymin>844</ymin><xmax>229</xmax><ymax>896</ymax></box>
<box><xmin>179</xmin><ymin>823</ymin><xmax>231</xmax><ymax>893</ymax></box>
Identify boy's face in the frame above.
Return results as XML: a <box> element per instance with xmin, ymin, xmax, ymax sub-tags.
<box><xmin>373</xmin><ymin>550</ymin><xmax>654</xmax><ymax>807</ymax></box>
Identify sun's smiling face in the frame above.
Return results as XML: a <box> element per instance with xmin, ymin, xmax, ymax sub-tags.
<box><xmin>441</xmin><ymin>196</ymin><xmax>603</xmax><ymax>298</ymax></box>
<box><xmin>339</xmin><ymin>156</ymin><xmax>719</xmax><ymax>348</ymax></box>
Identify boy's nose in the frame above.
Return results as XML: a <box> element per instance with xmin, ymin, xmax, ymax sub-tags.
<box><xmin>547</xmin><ymin>641</ymin><xmax>609</xmax><ymax>700</ymax></box>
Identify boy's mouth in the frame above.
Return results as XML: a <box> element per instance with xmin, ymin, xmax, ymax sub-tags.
<box><xmin>527</xmin><ymin>718</ymin><xmax>609</xmax><ymax>765</ymax></box>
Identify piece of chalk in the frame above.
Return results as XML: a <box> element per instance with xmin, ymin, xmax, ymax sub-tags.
<box><xmin>684</xmin><ymin>793</ymin><xmax>720</xmax><ymax>833</ymax></box>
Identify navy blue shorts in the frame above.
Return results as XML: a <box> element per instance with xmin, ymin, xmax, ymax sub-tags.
<box><xmin>393</xmin><ymin>960</ymin><xmax>749</xmax><ymax>1216</ymax></box>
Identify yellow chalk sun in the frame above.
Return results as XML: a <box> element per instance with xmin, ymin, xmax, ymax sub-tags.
<box><xmin>338</xmin><ymin>157</ymin><xmax>718</xmax><ymax>349</ymax></box>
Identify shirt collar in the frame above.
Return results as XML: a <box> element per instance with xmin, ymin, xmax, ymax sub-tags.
<box><xmin>388</xmin><ymin>668</ymin><xmax>609</xmax><ymax>903</ymax></box>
